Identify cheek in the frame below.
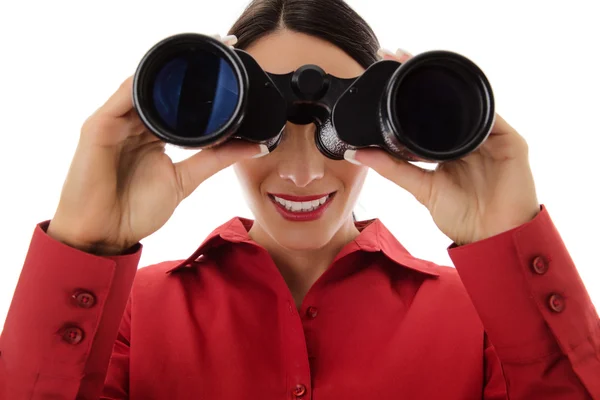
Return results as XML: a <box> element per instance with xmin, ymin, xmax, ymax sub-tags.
<box><xmin>233</xmin><ymin>161</ymin><xmax>264</xmax><ymax>200</ymax></box>
<box><xmin>347</xmin><ymin>169</ymin><xmax>368</xmax><ymax>203</ymax></box>
<box><xmin>330</xmin><ymin>162</ymin><xmax>368</xmax><ymax>199</ymax></box>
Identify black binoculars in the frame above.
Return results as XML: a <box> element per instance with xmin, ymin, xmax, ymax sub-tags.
<box><xmin>133</xmin><ymin>33</ymin><xmax>495</xmax><ymax>162</ymax></box>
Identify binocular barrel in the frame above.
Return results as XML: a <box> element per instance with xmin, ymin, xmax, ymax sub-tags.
<box><xmin>133</xmin><ymin>33</ymin><xmax>495</xmax><ymax>162</ymax></box>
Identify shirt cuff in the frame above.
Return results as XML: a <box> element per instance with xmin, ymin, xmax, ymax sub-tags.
<box><xmin>448</xmin><ymin>205</ymin><xmax>600</xmax><ymax>363</ymax></box>
<box><xmin>0</xmin><ymin>221</ymin><xmax>142</xmax><ymax>398</ymax></box>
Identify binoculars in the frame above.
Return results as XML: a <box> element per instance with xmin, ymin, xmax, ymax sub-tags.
<box><xmin>133</xmin><ymin>33</ymin><xmax>495</xmax><ymax>162</ymax></box>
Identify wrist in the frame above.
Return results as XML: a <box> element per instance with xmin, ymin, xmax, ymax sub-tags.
<box><xmin>458</xmin><ymin>204</ymin><xmax>541</xmax><ymax>246</ymax></box>
<box><xmin>46</xmin><ymin>221</ymin><xmax>127</xmax><ymax>256</ymax></box>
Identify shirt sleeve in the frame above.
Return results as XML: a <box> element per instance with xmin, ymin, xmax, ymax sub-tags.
<box><xmin>0</xmin><ymin>221</ymin><xmax>141</xmax><ymax>400</ymax></box>
<box><xmin>101</xmin><ymin>296</ymin><xmax>132</xmax><ymax>400</ymax></box>
<box><xmin>448</xmin><ymin>205</ymin><xmax>600</xmax><ymax>399</ymax></box>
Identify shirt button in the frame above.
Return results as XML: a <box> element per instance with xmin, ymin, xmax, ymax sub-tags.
<box><xmin>531</xmin><ymin>256</ymin><xmax>549</xmax><ymax>274</ymax></box>
<box><xmin>306</xmin><ymin>306</ymin><xmax>318</xmax><ymax>319</ymax></box>
<box><xmin>62</xmin><ymin>327</ymin><xmax>84</xmax><ymax>345</ymax></box>
<box><xmin>72</xmin><ymin>291</ymin><xmax>96</xmax><ymax>309</ymax></box>
<box><xmin>548</xmin><ymin>294</ymin><xmax>565</xmax><ymax>313</ymax></box>
<box><xmin>293</xmin><ymin>384</ymin><xmax>307</xmax><ymax>397</ymax></box>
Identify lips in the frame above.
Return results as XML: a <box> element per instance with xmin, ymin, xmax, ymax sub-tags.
<box><xmin>268</xmin><ymin>191</ymin><xmax>336</xmax><ymax>222</ymax></box>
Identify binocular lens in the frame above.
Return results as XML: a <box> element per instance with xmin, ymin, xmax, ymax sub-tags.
<box><xmin>152</xmin><ymin>53</ymin><xmax>240</xmax><ymax>138</ymax></box>
<box><xmin>390</xmin><ymin>60</ymin><xmax>488</xmax><ymax>157</ymax></box>
<box><xmin>134</xmin><ymin>35</ymin><xmax>247</xmax><ymax>146</ymax></box>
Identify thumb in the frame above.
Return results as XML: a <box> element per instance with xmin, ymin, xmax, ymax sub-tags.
<box><xmin>175</xmin><ymin>141</ymin><xmax>269</xmax><ymax>199</ymax></box>
<box><xmin>345</xmin><ymin>148</ymin><xmax>433</xmax><ymax>205</ymax></box>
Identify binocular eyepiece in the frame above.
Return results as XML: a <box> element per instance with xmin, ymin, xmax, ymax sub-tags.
<box><xmin>133</xmin><ymin>33</ymin><xmax>495</xmax><ymax>162</ymax></box>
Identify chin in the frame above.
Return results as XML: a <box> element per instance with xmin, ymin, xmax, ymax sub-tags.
<box><xmin>254</xmin><ymin>207</ymin><xmax>343</xmax><ymax>250</ymax></box>
<box><xmin>249</xmin><ymin>195</ymin><xmax>353</xmax><ymax>251</ymax></box>
<box><xmin>270</xmin><ymin>224</ymin><xmax>336</xmax><ymax>250</ymax></box>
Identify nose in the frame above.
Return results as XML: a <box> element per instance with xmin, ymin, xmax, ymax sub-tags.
<box><xmin>276</xmin><ymin>123</ymin><xmax>325</xmax><ymax>188</ymax></box>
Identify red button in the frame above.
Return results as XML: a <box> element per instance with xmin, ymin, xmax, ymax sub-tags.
<box><xmin>548</xmin><ymin>294</ymin><xmax>565</xmax><ymax>313</ymax></box>
<box><xmin>72</xmin><ymin>291</ymin><xmax>96</xmax><ymax>309</ymax></box>
<box><xmin>293</xmin><ymin>384</ymin><xmax>307</xmax><ymax>397</ymax></box>
<box><xmin>532</xmin><ymin>256</ymin><xmax>549</xmax><ymax>274</ymax></box>
<box><xmin>306</xmin><ymin>306</ymin><xmax>318</xmax><ymax>319</ymax></box>
<box><xmin>62</xmin><ymin>327</ymin><xmax>84</xmax><ymax>345</ymax></box>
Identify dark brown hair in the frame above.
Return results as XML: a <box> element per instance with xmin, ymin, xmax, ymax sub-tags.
<box><xmin>228</xmin><ymin>0</ymin><xmax>380</xmax><ymax>69</ymax></box>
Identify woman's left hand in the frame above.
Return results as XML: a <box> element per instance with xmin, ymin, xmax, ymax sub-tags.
<box><xmin>345</xmin><ymin>48</ymin><xmax>540</xmax><ymax>246</ymax></box>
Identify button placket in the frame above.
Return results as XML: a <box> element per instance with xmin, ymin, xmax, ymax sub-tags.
<box><xmin>284</xmin><ymin>300</ymin><xmax>312</xmax><ymax>399</ymax></box>
<box><xmin>306</xmin><ymin>306</ymin><xmax>318</xmax><ymax>319</ymax></box>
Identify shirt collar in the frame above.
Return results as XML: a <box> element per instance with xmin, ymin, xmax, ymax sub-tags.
<box><xmin>166</xmin><ymin>217</ymin><xmax>439</xmax><ymax>277</ymax></box>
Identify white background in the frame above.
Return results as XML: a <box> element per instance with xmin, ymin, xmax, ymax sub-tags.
<box><xmin>0</xmin><ymin>0</ymin><xmax>598</xmax><ymax>331</ymax></box>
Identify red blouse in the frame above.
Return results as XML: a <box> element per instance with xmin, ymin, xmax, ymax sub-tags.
<box><xmin>1</xmin><ymin>205</ymin><xmax>599</xmax><ymax>399</ymax></box>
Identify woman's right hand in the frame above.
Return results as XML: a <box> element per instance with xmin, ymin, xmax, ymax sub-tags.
<box><xmin>47</xmin><ymin>76</ymin><xmax>268</xmax><ymax>255</ymax></box>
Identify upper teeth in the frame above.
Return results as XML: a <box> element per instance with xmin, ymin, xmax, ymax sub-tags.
<box><xmin>273</xmin><ymin>195</ymin><xmax>329</xmax><ymax>212</ymax></box>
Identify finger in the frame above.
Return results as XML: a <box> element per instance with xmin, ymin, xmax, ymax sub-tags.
<box><xmin>377</xmin><ymin>48</ymin><xmax>413</xmax><ymax>63</ymax></box>
<box><xmin>96</xmin><ymin>76</ymin><xmax>135</xmax><ymax>118</ymax></box>
<box><xmin>123</xmin><ymin>108</ymin><xmax>148</xmax><ymax>136</ymax></box>
<box><xmin>345</xmin><ymin>148</ymin><xmax>433</xmax><ymax>206</ymax></box>
<box><xmin>483</xmin><ymin>113</ymin><xmax>529</xmax><ymax>158</ymax></box>
<box><xmin>221</xmin><ymin>34</ymin><xmax>238</xmax><ymax>47</ymax></box>
<box><xmin>81</xmin><ymin>107</ymin><xmax>147</xmax><ymax>148</ymax></box>
<box><xmin>175</xmin><ymin>141</ymin><xmax>269</xmax><ymax>199</ymax></box>
<box><xmin>489</xmin><ymin>113</ymin><xmax>518</xmax><ymax>136</ymax></box>
<box><xmin>131</xmin><ymin>130</ymin><xmax>163</xmax><ymax>149</ymax></box>
<box><xmin>210</xmin><ymin>33</ymin><xmax>238</xmax><ymax>48</ymax></box>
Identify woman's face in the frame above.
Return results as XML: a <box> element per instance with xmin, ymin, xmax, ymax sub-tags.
<box><xmin>234</xmin><ymin>30</ymin><xmax>369</xmax><ymax>250</ymax></box>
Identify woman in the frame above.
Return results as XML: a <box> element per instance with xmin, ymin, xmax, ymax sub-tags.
<box><xmin>1</xmin><ymin>0</ymin><xmax>598</xmax><ymax>399</ymax></box>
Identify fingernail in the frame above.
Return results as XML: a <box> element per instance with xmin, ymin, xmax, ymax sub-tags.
<box><xmin>376</xmin><ymin>48</ymin><xmax>396</xmax><ymax>59</ymax></box>
<box><xmin>344</xmin><ymin>149</ymin><xmax>363</xmax><ymax>165</ymax></box>
<box><xmin>252</xmin><ymin>144</ymin><xmax>270</xmax><ymax>159</ymax></box>
<box><xmin>221</xmin><ymin>34</ymin><xmax>238</xmax><ymax>46</ymax></box>
<box><xmin>395</xmin><ymin>48</ymin><xmax>412</xmax><ymax>58</ymax></box>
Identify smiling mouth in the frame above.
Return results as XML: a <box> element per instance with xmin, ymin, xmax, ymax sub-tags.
<box><xmin>268</xmin><ymin>192</ymin><xmax>336</xmax><ymax>213</ymax></box>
